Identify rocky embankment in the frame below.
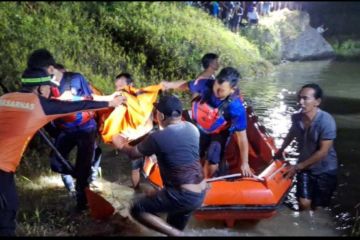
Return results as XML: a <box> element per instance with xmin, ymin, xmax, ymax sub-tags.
<box><xmin>244</xmin><ymin>9</ymin><xmax>335</xmax><ymax>62</ymax></box>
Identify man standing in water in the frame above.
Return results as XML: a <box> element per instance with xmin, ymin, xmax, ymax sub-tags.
<box><xmin>113</xmin><ymin>94</ymin><xmax>206</xmax><ymax>236</ymax></box>
<box><xmin>275</xmin><ymin>83</ymin><xmax>338</xmax><ymax>211</ymax></box>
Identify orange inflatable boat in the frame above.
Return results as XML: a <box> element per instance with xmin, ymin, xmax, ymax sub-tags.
<box><xmin>142</xmin><ymin>104</ymin><xmax>293</xmax><ymax>227</ymax></box>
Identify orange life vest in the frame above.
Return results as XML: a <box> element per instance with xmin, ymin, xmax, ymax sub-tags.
<box><xmin>191</xmin><ymin>96</ymin><xmax>232</xmax><ymax>134</ymax></box>
<box><xmin>0</xmin><ymin>92</ymin><xmax>108</xmax><ymax>172</ymax></box>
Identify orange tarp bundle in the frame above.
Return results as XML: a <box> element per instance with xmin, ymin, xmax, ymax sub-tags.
<box><xmin>100</xmin><ymin>84</ymin><xmax>162</xmax><ymax>144</ymax></box>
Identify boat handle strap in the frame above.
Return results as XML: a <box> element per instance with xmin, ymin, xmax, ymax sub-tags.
<box><xmin>206</xmin><ymin>173</ymin><xmax>265</xmax><ymax>182</ymax></box>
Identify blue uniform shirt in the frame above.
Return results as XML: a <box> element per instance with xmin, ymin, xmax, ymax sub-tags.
<box><xmin>57</xmin><ymin>72</ymin><xmax>96</xmax><ymax>131</ymax></box>
<box><xmin>188</xmin><ymin>78</ymin><xmax>247</xmax><ymax>133</ymax></box>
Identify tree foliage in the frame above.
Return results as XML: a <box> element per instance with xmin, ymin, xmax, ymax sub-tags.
<box><xmin>0</xmin><ymin>2</ymin><xmax>268</xmax><ymax>94</ymax></box>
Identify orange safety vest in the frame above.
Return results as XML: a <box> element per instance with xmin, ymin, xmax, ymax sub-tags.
<box><xmin>0</xmin><ymin>92</ymin><xmax>108</xmax><ymax>172</ymax></box>
<box><xmin>191</xmin><ymin>96</ymin><xmax>232</xmax><ymax>134</ymax></box>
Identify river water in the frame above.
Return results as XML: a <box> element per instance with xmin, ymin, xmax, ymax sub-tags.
<box><xmin>99</xmin><ymin>60</ymin><xmax>359</xmax><ymax>236</ymax></box>
<box><xmin>220</xmin><ymin>59</ymin><xmax>359</xmax><ymax>236</ymax></box>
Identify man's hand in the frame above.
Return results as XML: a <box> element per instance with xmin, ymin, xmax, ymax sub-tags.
<box><xmin>283</xmin><ymin>165</ymin><xmax>297</xmax><ymax>179</ymax></box>
<box><xmin>240</xmin><ymin>162</ymin><xmax>254</xmax><ymax>177</ymax></box>
<box><xmin>110</xmin><ymin>91</ymin><xmax>123</xmax><ymax>99</ymax></box>
<box><xmin>112</xmin><ymin>134</ymin><xmax>129</xmax><ymax>150</ymax></box>
<box><xmin>160</xmin><ymin>81</ymin><xmax>172</xmax><ymax>91</ymax></box>
<box><xmin>283</xmin><ymin>163</ymin><xmax>303</xmax><ymax>179</ymax></box>
<box><xmin>149</xmin><ymin>154</ymin><xmax>158</xmax><ymax>163</ymax></box>
<box><xmin>109</xmin><ymin>95</ymin><xmax>127</xmax><ymax>108</ymax></box>
<box><xmin>57</xmin><ymin>90</ymin><xmax>74</xmax><ymax>101</ymax></box>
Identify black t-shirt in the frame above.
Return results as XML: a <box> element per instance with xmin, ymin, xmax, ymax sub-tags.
<box><xmin>137</xmin><ymin>121</ymin><xmax>204</xmax><ymax>187</ymax></box>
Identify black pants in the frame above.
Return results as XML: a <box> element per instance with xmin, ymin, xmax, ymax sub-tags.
<box><xmin>0</xmin><ymin>170</ymin><xmax>18</xmax><ymax>236</ymax></box>
<box><xmin>199</xmin><ymin>129</ymin><xmax>230</xmax><ymax>165</ymax></box>
<box><xmin>131</xmin><ymin>187</ymin><xmax>206</xmax><ymax>231</ymax></box>
<box><xmin>51</xmin><ymin>127</ymin><xmax>97</xmax><ymax>208</ymax></box>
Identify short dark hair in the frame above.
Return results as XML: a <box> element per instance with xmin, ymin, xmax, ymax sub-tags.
<box><xmin>115</xmin><ymin>72</ymin><xmax>133</xmax><ymax>85</ymax></box>
<box><xmin>27</xmin><ymin>49</ymin><xmax>56</xmax><ymax>69</ymax></box>
<box><xmin>54</xmin><ymin>63</ymin><xmax>65</xmax><ymax>70</ymax></box>
<box><xmin>201</xmin><ymin>53</ymin><xmax>219</xmax><ymax>69</ymax></box>
<box><xmin>300</xmin><ymin>83</ymin><xmax>323</xmax><ymax>99</ymax></box>
<box><xmin>215</xmin><ymin>67</ymin><xmax>241</xmax><ymax>88</ymax></box>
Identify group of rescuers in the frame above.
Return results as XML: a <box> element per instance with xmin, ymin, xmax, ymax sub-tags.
<box><xmin>0</xmin><ymin>49</ymin><xmax>338</xmax><ymax>236</ymax></box>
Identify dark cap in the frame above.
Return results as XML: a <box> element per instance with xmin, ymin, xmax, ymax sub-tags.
<box><xmin>21</xmin><ymin>68</ymin><xmax>57</xmax><ymax>87</ymax></box>
<box><xmin>27</xmin><ymin>49</ymin><xmax>56</xmax><ymax>69</ymax></box>
<box><xmin>154</xmin><ymin>94</ymin><xmax>183</xmax><ymax>117</ymax></box>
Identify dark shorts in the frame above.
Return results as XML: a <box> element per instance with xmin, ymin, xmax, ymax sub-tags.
<box><xmin>200</xmin><ymin>129</ymin><xmax>230</xmax><ymax>165</ymax></box>
<box><xmin>130</xmin><ymin>187</ymin><xmax>206</xmax><ymax>230</ymax></box>
<box><xmin>131</xmin><ymin>158</ymin><xmax>144</xmax><ymax>170</ymax></box>
<box><xmin>296</xmin><ymin>170</ymin><xmax>337</xmax><ymax>208</ymax></box>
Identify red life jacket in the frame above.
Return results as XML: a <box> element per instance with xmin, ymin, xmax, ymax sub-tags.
<box><xmin>51</xmin><ymin>73</ymin><xmax>94</xmax><ymax>129</ymax></box>
<box><xmin>191</xmin><ymin>96</ymin><xmax>232</xmax><ymax>134</ymax></box>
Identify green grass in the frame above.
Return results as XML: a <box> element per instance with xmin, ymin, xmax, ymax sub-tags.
<box><xmin>328</xmin><ymin>37</ymin><xmax>360</xmax><ymax>61</ymax></box>
<box><xmin>0</xmin><ymin>2</ymin><xmax>269</xmax><ymax>94</ymax></box>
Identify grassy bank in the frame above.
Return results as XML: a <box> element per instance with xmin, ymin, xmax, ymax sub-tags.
<box><xmin>328</xmin><ymin>37</ymin><xmax>360</xmax><ymax>61</ymax></box>
<box><xmin>0</xmin><ymin>2</ymin><xmax>270</xmax><ymax>94</ymax></box>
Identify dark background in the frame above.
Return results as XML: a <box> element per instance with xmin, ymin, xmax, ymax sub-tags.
<box><xmin>300</xmin><ymin>2</ymin><xmax>360</xmax><ymax>39</ymax></box>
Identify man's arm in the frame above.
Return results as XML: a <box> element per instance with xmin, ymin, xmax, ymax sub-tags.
<box><xmin>234</xmin><ymin>130</ymin><xmax>253</xmax><ymax>177</ymax></box>
<box><xmin>297</xmin><ymin>140</ymin><xmax>334</xmax><ymax>170</ymax></box>
<box><xmin>161</xmin><ymin>80</ymin><xmax>189</xmax><ymax>91</ymax></box>
<box><xmin>40</xmin><ymin>95</ymin><xmax>126</xmax><ymax>115</ymax></box>
<box><xmin>112</xmin><ymin>134</ymin><xmax>145</xmax><ymax>159</ymax></box>
<box><xmin>91</xmin><ymin>92</ymin><xmax>121</xmax><ymax>101</ymax></box>
<box><xmin>284</xmin><ymin>140</ymin><xmax>334</xmax><ymax>179</ymax></box>
<box><xmin>274</xmin><ymin>128</ymin><xmax>295</xmax><ymax>159</ymax></box>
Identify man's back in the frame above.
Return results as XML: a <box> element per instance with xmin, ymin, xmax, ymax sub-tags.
<box><xmin>138</xmin><ymin>121</ymin><xmax>203</xmax><ymax>187</ymax></box>
<box><xmin>150</xmin><ymin>121</ymin><xmax>199</xmax><ymax>166</ymax></box>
